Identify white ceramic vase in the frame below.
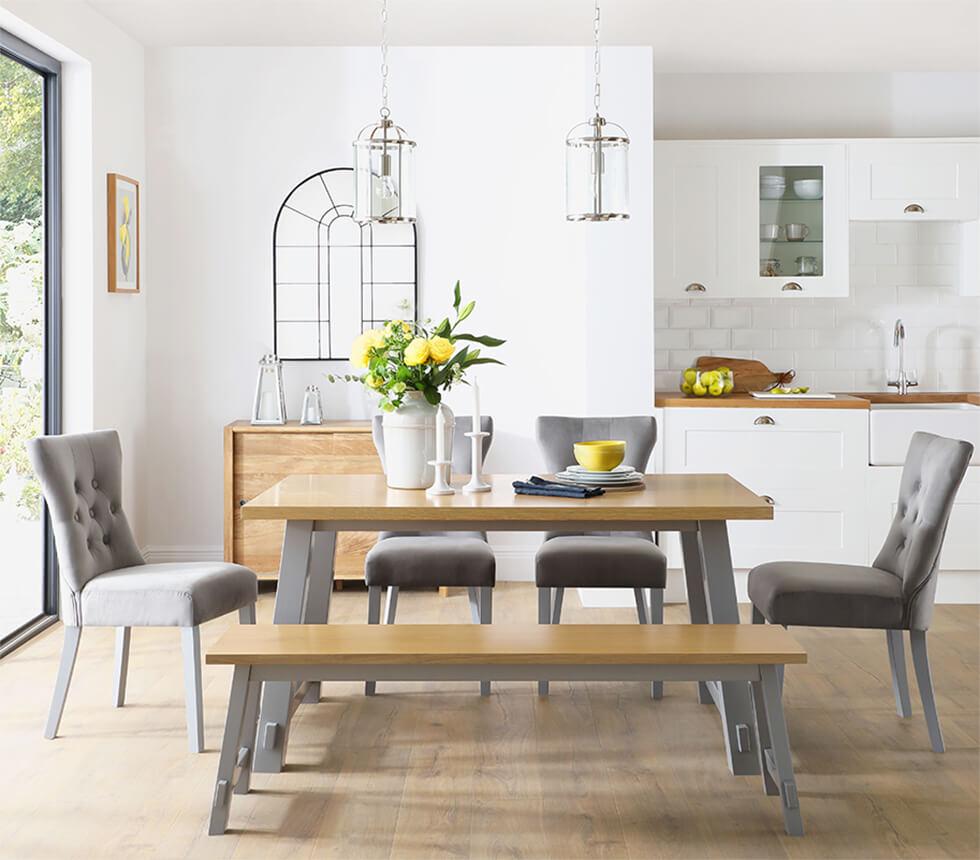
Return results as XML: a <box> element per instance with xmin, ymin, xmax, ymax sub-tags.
<box><xmin>381</xmin><ymin>391</ymin><xmax>454</xmax><ymax>489</ymax></box>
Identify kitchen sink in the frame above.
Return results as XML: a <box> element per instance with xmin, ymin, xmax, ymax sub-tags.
<box><xmin>870</xmin><ymin>402</ymin><xmax>980</xmax><ymax>465</ymax></box>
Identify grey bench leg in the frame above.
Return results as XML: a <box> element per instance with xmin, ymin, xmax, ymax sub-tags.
<box><xmin>681</xmin><ymin>531</ymin><xmax>712</xmax><ymax>705</ymax></box>
<box><xmin>45</xmin><ymin>626</ymin><xmax>82</xmax><ymax>739</ymax></box>
<box><xmin>759</xmin><ymin>664</ymin><xmax>804</xmax><ymax>836</ymax></box>
<box><xmin>365</xmin><ymin>585</ymin><xmax>383</xmax><ymax>696</ymax></box>
<box><xmin>234</xmin><ymin>679</ymin><xmax>262</xmax><ymax>796</ymax></box>
<box><xmin>750</xmin><ymin>678</ymin><xmax>779</xmax><ymax>797</ymax></box>
<box><xmin>182</xmin><ymin>626</ymin><xmax>205</xmax><ymax>753</ymax></box>
<box><xmin>649</xmin><ymin>589</ymin><xmax>664</xmax><ymax>700</ymax></box>
<box><xmin>537</xmin><ymin>587</ymin><xmax>551</xmax><ymax>696</ymax></box>
<box><xmin>113</xmin><ymin>627</ymin><xmax>131</xmax><ymax>708</ymax></box>
<box><xmin>479</xmin><ymin>586</ymin><xmax>492</xmax><ymax>697</ymax></box>
<box><xmin>886</xmin><ymin>630</ymin><xmax>913</xmax><ymax>718</ymax></box>
<box><xmin>910</xmin><ymin>630</ymin><xmax>944</xmax><ymax>753</ymax></box>
<box><xmin>208</xmin><ymin>665</ymin><xmax>252</xmax><ymax>835</ymax></box>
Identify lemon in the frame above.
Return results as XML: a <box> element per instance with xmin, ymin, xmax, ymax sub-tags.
<box><xmin>683</xmin><ymin>368</ymin><xmax>697</xmax><ymax>384</ymax></box>
<box><xmin>798</xmin><ymin>386</ymin><xmax>809</xmax><ymax>393</ymax></box>
<box><xmin>723</xmin><ymin>381</ymin><xmax>734</xmax><ymax>394</ymax></box>
<box><xmin>717</xmin><ymin>366</ymin><xmax>731</xmax><ymax>375</ymax></box>
<box><xmin>681</xmin><ymin>381</ymin><xmax>693</xmax><ymax>394</ymax></box>
<box><xmin>700</xmin><ymin>371</ymin><xmax>717</xmax><ymax>385</ymax></box>
<box><xmin>708</xmin><ymin>382</ymin><xmax>724</xmax><ymax>396</ymax></box>
<box><xmin>692</xmin><ymin>382</ymin><xmax>707</xmax><ymax>396</ymax></box>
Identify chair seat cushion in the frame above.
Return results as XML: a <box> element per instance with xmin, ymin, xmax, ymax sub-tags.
<box><xmin>535</xmin><ymin>535</ymin><xmax>667</xmax><ymax>588</ymax></box>
<box><xmin>79</xmin><ymin>562</ymin><xmax>258</xmax><ymax>627</ymax></box>
<box><xmin>366</xmin><ymin>536</ymin><xmax>495</xmax><ymax>587</ymax></box>
<box><xmin>748</xmin><ymin>561</ymin><xmax>905</xmax><ymax>630</ymax></box>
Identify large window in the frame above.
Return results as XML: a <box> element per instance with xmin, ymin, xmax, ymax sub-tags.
<box><xmin>0</xmin><ymin>31</ymin><xmax>60</xmax><ymax>652</ymax></box>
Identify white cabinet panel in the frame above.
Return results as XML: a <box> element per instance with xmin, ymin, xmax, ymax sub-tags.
<box><xmin>849</xmin><ymin>141</ymin><xmax>980</xmax><ymax>221</ymax></box>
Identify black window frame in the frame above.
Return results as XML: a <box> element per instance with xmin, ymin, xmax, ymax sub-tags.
<box><xmin>0</xmin><ymin>29</ymin><xmax>62</xmax><ymax>654</ymax></box>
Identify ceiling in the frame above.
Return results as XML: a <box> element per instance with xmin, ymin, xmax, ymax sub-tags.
<box><xmin>85</xmin><ymin>0</ymin><xmax>980</xmax><ymax>73</ymax></box>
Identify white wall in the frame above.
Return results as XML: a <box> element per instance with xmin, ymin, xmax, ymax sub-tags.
<box><xmin>0</xmin><ymin>1</ymin><xmax>148</xmax><ymax>539</ymax></box>
<box><xmin>654</xmin><ymin>72</ymin><xmax>980</xmax><ymax>140</ymax></box>
<box><xmin>143</xmin><ymin>46</ymin><xmax>653</xmax><ymax>562</ymax></box>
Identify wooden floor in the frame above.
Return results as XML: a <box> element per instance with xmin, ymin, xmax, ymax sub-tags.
<box><xmin>0</xmin><ymin>583</ymin><xmax>977</xmax><ymax>859</ymax></box>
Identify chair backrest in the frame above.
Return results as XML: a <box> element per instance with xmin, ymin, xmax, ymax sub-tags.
<box><xmin>874</xmin><ymin>431</ymin><xmax>974</xmax><ymax>630</ymax></box>
<box><xmin>26</xmin><ymin>430</ymin><xmax>144</xmax><ymax>602</ymax></box>
<box><xmin>535</xmin><ymin>416</ymin><xmax>658</xmax><ymax>474</ymax></box>
<box><xmin>371</xmin><ymin>413</ymin><xmax>494</xmax><ymax>474</ymax></box>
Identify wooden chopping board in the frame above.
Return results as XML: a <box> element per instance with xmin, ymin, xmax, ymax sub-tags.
<box><xmin>695</xmin><ymin>356</ymin><xmax>795</xmax><ymax>393</ymax></box>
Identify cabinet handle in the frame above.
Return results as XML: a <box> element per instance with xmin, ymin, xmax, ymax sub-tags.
<box><xmin>754</xmin><ymin>415</ymin><xmax>775</xmax><ymax>425</ymax></box>
<box><xmin>904</xmin><ymin>203</ymin><xmax>924</xmax><ymax>214</ymax></box>
<box><xmin>239</xmin><ymin>499</ymin><xmax>247</xmax><ymax>506</ymax></box>
<box><xmin>761</xmin><ymin>495</ymin><xmax>776</xmax><ymax>505</ymax></box>
<box><xmin>781</xmin><ymin>281</ymin><xmax>803</xmax><ymax>292</ymax></box>
<box><xmin>685</xmin><ymin>282</ymin><xmax>706</xmax><ymax>293</ymax></box>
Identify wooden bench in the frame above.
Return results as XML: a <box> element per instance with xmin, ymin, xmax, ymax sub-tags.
<box><xmin>205</xmin><ymin>624</ymin><xmax>807</xmax><ymax>837</ymax></box>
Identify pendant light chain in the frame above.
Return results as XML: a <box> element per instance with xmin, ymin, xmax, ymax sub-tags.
<box><xmin>593</xmin><ymin>0</ymin><xmax>601</xmax><ymax>115</ymax></box>
<box><xmin>379</xmin><ymin>0</ymin><xmax>390</xmax><ymax>119</ymax></box>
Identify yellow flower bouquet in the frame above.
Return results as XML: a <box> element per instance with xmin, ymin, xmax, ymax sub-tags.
<box><xmin>328</xmin><ymin>282</ymin><xmax>505</xmax><ymax>411</ymax></box>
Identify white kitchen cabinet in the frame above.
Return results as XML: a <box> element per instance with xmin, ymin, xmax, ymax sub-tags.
<box><xmin>654</xmin><ymin>140</ymin><xmax>848</xmax><ymax>298</ymax></box>
<box><xmin>660</xmin><ymin>407</ymin><xmax>868</xmax><ymax>569</ymax></box>
<box><xmin>654</xmin><ymin>142</ymin><xmax>740</xmax><ymax>298</ymax></box>
<box><xmin>849</xmin><ymin>140</ymin><xmax>980</xmax><ymax>222</ymax></box>
<box><xmin>867</xmin><ymin>467</ymin><xmax>979</xmax><ymax>571</ymax></box>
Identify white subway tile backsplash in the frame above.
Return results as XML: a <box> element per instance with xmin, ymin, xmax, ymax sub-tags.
<box><xmin>653</xmin><ymin>221</ymin><xmax>978</xmax><ymax>393</ymax></box>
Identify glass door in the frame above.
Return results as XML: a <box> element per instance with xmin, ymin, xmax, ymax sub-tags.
<box><xmin>0</xmin><ymin>31</ymin><xmax>60</xmax><ymax>649</ymax></box>
<box><xmin>759</xmin><ymin>165</ymin><xmax>825</xmax><ymax>281</ymax></box>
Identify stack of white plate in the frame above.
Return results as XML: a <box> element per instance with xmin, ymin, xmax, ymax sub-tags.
<box><xmin>554</xmin><ymin>464</ymin><xmax>645</xmax><ymax>488</ymax></box>
<box><xmin>760</xmin><ymin>175</ymin><xmax>786</xmax><ymax>199</ymax></box>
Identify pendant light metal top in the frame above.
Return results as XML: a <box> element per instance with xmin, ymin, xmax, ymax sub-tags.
<box><xmin>354</xmin><ymin>0</ymin><xmax>416</xmax><ymax>224</ymax></box>
<box><xmin>565</xmin><ymin>0</ymin><xmax>630</xmax><ymax>222</ymax></box>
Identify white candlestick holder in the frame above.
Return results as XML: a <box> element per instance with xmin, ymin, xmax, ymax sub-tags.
<box><xmin>426</xmin><ymin>460</ymin><xmax>456</xmax><ymax>496</ymax></box>
<box><xmin>463</xmin><ymin>431</ymin><xmax>491</xmax><ymax>494</ymax></box>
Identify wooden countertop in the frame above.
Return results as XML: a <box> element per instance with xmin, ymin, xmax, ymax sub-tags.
<box><xmin>841</xmin><ymin>391</ymin><xmax>980</xmax><ymax>405</ymax></box>
<box><xmin>206</xmin><ymin>623</ymin><xmax>807</xmax><ymax>666</ymax></box>
<box><xmin>226</xmin><ymin>419</ymin><xmax>372</xmax><ymax>433</ymax></box>
<box><xmin>242</xmin><ymin>473</ymin><xmax>774</xmax><ymax>523</ymax></box>
<box><xmin>654</xmin><ymin>393</ymin><xmax>870</xmax><ymax>409</ymax></box>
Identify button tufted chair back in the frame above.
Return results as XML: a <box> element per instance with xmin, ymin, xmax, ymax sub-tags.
<box><xmin>536</xmin><ymin>416</ymin><xmax>657</xmax><ymax>475</ymax></box>
<box><xmin>27</xmin><ymin>430</ymin><xmax>145</xmax><ymax>607</ymax></box>
<box><xmin>371</xmin><ymin>414</ymin><xmax>493</xmax><ymax>474</ymax></box>
<box><xmin>873</xmin><ymin>431</ymin><xmax>974</xmax><ymax>630</ymax></box>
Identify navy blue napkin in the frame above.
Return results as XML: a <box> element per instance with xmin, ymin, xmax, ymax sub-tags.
<box><xmin>513</xmin><ymin>476</ymin><xmax>605</xmax><ymax>499</ymax></box>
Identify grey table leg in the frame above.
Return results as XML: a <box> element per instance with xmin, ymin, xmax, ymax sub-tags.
<box><xmin>252</xmin><ymin>519</ymin><xmax>314</xmax><ymax>774</ymax></box>
<box><xmin>680</xmin><ymin>530</ymin><xmax>712</xmax><ymax>705</ymax></box>
<box><xmin>537</xmin><ymin>588</ymin><xmax>551</xmax><ymax>696</ymax></box>
<box><xmin>208</xmin><ymin>665</ymin><xmax>251</xmax><ymax>835</ymax></box>
<box><xmin>301</xmin><ymin>530</ymin><xmax>336</xmax><ymax>704</ymax></box>
<box><xmin>759</xmin><ymin>664</ymin><xmax>804</xmax><ymax>836</ymax></box>
<box><xmin>698</xmin><ymin>520</ymin><xmax>760</xmax><ymax>776</ymax></box>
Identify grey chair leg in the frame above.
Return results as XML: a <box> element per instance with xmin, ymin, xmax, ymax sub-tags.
<box><xmin>910</xmin><ymin>630</ymin><xmax>945</xmax><ymax>753</ymax></box>
<box><xmin>886</xmin><ymin>630</ymin><xmax>913</xmax><ymax>718</ymax></box>
<box><xmin>182</xmin><ymin>626</ymin><xmax>205</xmax><ymax>753</ymax></box>
<box><xmin>649</xmin><ymin>589</ymin><xmax>664</xmax><ymax>700</ymax></box>
<box><xmin>384</xmin><ymin>586</ymin><xmax>399</xmax><ymax>625</ymax></box>
<box><xmin>752</xmin><ymin>604</ymin><xmax>766</xmax><ymax>624</ymax></box>
<box><xmin>239</xmin><ymin>604</ymin><xmax>256</xmax><ymax>624</ymax></box>
<box><xmin>633</xmin><ymin>588</ymin><xmax>649</xmax><ymax>624</ymax></box>
<box><xmin>479</xmin><ymin>586</ymin><xmax>493</xmax><ymax>697</ymax></box>
<box><xmin>467</xmin><ymin>587</ymin><xmax>481</xmax><ymax>625</ymax></box>
<box><xmin>45</xmin><ymin>626</ymin><xmax>82</xmax><ymax>739</ymax></box>
<box><xmin>551</xmin><ymin>587</ymin><xmax>564</xmax><ymax>624</ymax></box>
<box><xmin>365</xmin><ymin>586</ymin><xmax>382</xmax><ymax>696</ymax></box>
<box><xmin>537</xmin><ymin>587</ymin><xmax>551</xmax><ymax>696</ymax></box>
<box><xmin>113</xmin><ymin>627</ymin><xmax>131</xmax><ymax>708</ymax></box>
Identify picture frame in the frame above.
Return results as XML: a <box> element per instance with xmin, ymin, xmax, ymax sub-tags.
<box><xmin>107</xmin><ymin>173</ymin><xmax>140</xmax><ymax>293</ymax></box>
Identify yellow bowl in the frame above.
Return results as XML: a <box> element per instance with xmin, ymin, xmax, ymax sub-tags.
<box><xmin>573</xmin><ymin>440</ymin><xmax>626</xmax><ymax>472</ymax></box>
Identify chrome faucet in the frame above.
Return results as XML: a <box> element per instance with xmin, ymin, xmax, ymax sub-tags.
<box><xmin>888</xmin><ymin>318</ymin><xmax>918</xmax><ymax>395</ymax></box>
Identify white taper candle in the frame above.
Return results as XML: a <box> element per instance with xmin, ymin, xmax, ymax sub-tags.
<box><xmin>472</xmin><ymin>378</ymin><xmax>481</xmax><ymax>432</ymax></box>
<box><xmin>435</xmin><ymin>403</ymin><xmax>446</xmax><ymax>462</ymax></box>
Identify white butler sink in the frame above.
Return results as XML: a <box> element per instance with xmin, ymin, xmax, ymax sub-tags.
<box><xmin>870</xmin><ymin>403</ymin><xmax>980</xmax><ymax>465</ymax></box>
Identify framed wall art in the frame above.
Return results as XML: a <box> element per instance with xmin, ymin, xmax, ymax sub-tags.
<box><xmin>107</xmin><ymin>172</ymin><xmax>140</xmax><ymax>293</ymax></box>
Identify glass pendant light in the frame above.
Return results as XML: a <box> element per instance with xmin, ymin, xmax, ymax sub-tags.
<box><xmin>354</xmin><ymin>0</ymin><xmax>416</xmax><ymax>223</ymax></box>
<box><xmin>565</xmin><ymin>0</ymin><xmax>629</xmax><ymax>221</ymax></box>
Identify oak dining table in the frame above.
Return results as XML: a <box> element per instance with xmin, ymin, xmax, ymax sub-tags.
<box><xmin>242</xmin><ymin>472</ymin><xmax>774</xmax><ymax>776</ymax></box>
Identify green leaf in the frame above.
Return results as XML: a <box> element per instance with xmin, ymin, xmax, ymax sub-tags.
<box><xmin>423</xmin><ymin>386</ymin><xmax>440</xmax><ymax>405</ymax></box>
<box><xmin>453</xmin><ymin>280</ymin><xmax>461</xmax><ymax>311</ymax></box>
<box><xmin>452</xmin><ymin>333</ymin><xmax>506</xmax><ymax>347</ymax></box>
<box><xmin>430</xmin><ymin>346</ymin><xmax>469</xmax><ymax>386</ymax></box>
<box><xmin>433</xmin><ymin>317</ymin><xmax>451</xmax><ymax>337</ymax></box>
<box><xmin>464</xmin><ymin>358</ymin><xmax>505</xmax><ymax>367</ymax></box>
<box><xmin>456</xmin><ymin>300</ymin><xmax>475</xmax><ymax>324</ymax></box>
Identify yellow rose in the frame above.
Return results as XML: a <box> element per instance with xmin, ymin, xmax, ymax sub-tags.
<box><xmin>404</xmin><ymin>337</ymin><xmax>430</xmax><ymax>366</ymax></box>
<box><xmin>350</xmin><ymin>328</ymin><xmax>386</xmax><ymax>369</ymax></box>
<box><xmin>365</xmin><ymin>328</ymin><xmax>385</xmax><ymax>348</ymax></box>
<box><xmin>427</xmin><ymin>336</ymin><xmax>454</xmax><ymax>363</ymax></box>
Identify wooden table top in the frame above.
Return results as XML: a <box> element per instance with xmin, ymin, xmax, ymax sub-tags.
<box><xmin>241</xmin><ymin>473</ymin><xmax>774</xmax><ymax>523</ymax></box>
<box><xmin>206</xmin><ymin>623</ymin><xmax>807</xmax><ymax>666</ymax></box>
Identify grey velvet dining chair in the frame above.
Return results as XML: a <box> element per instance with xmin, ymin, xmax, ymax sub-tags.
<box><xmin>535</xmin><ymin>415</ymin><xmax>667</xmax><ymax>698</ymax></box>
<box><xmin>27</xmin><ymin>430</ymin><xmax>258</xmax><ymax>752</ymax></box>
<box><xmin>366</xmin><ymin>415</ymin><xmax>495</xmax><ymax>696</ymax></box>
<box><xmin>748</xmin><ymin>431</ymin><xmax>974</xmax><ymax>753</ymax></box>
